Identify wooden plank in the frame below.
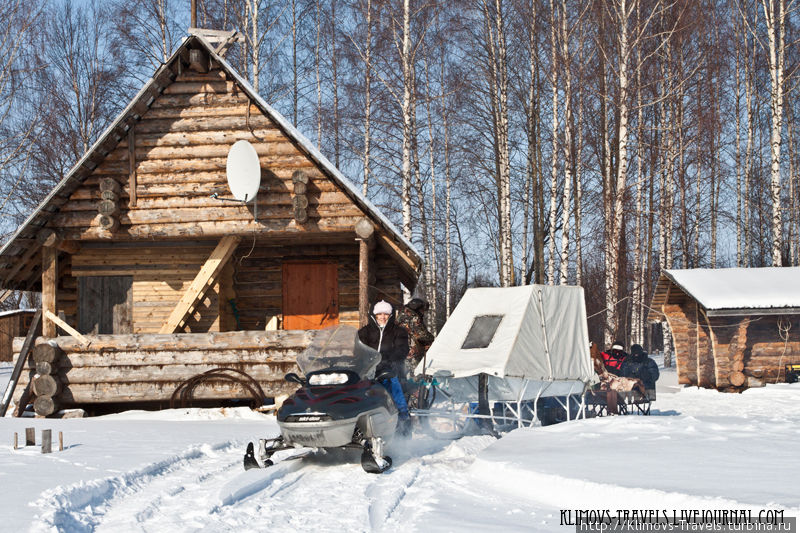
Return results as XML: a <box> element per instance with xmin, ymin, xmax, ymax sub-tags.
<box><xmin>159</xmin><ymin>235</ymin><xmax>241</xmax><ymax>333</ymax></box>
<box><xmin>56</xmin><ymin>380</ymin><xmax>297</xmax><ymax>403</ymax></box>
<box><xmin>0</xmin><ymin>310</ymin><xmax>41</xmax><ymax>417</ymax></box>
<box><xmin>45</xmin><ymin>309</ymin><xmax>90</xmax><ymax>347</ymax></box>
<box><xmin>13</xmin><ymin>329</ymin><xmax>311</xmax><ymax>354</ymax></box>
<box><xmin>57</xmin><ymin>362</ymin><xmax>294</xmax><ymax>383</ymax></box>
<box><xmin>162</xmin><ymin>81</ymin><xmax>235</xmax><ymax>94</ymax></box>
<box><xmin>128</xmin><ymin>128</ymin><xmax>137</xmax><ymax>207</ymax></box>
<box><xmin>118</xmin><ymin>128</ymin><xmax>283</xmax><ymax>147</ymax></box>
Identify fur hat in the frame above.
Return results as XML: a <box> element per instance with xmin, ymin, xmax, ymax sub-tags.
<box><xmin>406</xmin><ymin>298</ymin><xmax>428</xmax><ymax>312</ymax></box>
<box><xmin>630</xmin><ymin>344</ymin><xmax>646</xmax><ymax>356</ymax></box>
<box><xmin>373</xmin><ymin>300</ymin><xmax>393</xmax><ymax>315</ymax></box>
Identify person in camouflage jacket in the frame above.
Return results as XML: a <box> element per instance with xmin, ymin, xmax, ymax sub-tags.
<box><xmin>396</xmin><ymin>298</ymin><xmax>434</xmax><ymax>376</ymax></box>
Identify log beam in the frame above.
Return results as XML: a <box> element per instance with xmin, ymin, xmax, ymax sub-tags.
<box><xmin>356</xmin><ymin>217</ymin><xmax>374</xmax><ymax>328</ymax></box>
<box><xmin>358</xmin><ymin>237</ymin><xmax>371</xmax><ymax>328</ymax></box>
<box><xmin>42</xmin><ymin>246</ymin><xmax>58</xmax><ymax>337</ymax></box>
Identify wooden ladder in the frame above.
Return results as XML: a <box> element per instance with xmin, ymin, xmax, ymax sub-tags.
<box><xmin>159</xmin><ymin>235</ymin><xmax>241</xmax><ymax>334</ymax></box>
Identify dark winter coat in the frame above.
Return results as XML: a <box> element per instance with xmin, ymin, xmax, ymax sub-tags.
<box><xmin>358</xmin><ymin>315</ymin><xmax>409</xmax><ymax>376</ymax></box>
<box><xmin>396</xmin><ymin>306</ymin><xmax>434</xmax><ymax>371</ymax></box>
<box><xmin>620</xmin><ymin>353</ymin><xmax>660</xmax><ymax>390</ymax></box>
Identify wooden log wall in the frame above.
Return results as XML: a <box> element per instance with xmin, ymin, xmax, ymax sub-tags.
<box><xmin>663</xmin><ymin>297</ymin><xmax>697</xmax><ymax>385</ymax></box>
<box><xmin>71</xmin><ymin>242</ymin><xmax>220</xmax><ymax>333</ymax></box>
<box><xmin>664</xmin><ymin>296</ymin><xmax>800</xmax><ymax>390</ymax></box>
<box><xmin>52</xmin><ymin>67</ymin><xmax>366</xmax><ymax>241</ymax></box>
<box><xmin>696</xmin><ymin>306</ymin><xmax>716</xmax><ymax>388</ymax></box>
<box><xmin>11</xmin><ymin>330</ymin><xmax>314</xmax><ymax>408</ymax></box>
<box><xmin>706</xmin><ymin>316</ymin><xmax>738</xmax><ymax>389</ymax></box>
<box><xmin>228</xmin><ymin>242</ymin><xmax>401</xmax><ymax>331</ymax></box>
<box><xmin>738</xmin><ymin>316</ymin><xmax>800</xmax><ymax>386</ymax></box>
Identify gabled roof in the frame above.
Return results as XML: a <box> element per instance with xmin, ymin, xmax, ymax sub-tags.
<box><xmin>0</xmin><ymin>35</ymin><xmax>420</xmax><ymax>289</ymax></box>
<box><xmin>423</xmin><ymin>285</ymin><xmax>595</xmax><ymax>383</ymax></box>
<box><xmin>649</xmin><ymin>267</ymin><xmax>800</xmax><ymax>320</ymax></box>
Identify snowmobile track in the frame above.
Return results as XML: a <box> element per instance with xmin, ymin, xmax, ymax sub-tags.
<box><xmin>32</xmin><ymin>435</ymin><xmax>499</xmax><ymax>533</ymax></box>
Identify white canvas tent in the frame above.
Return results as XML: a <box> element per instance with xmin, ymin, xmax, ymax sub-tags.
<box><xmin>418</xmin><ymin>285</ymin><xmax>596</xmax><ymax>403</ymax></box>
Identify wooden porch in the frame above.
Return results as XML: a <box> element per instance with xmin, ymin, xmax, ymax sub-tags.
<box><xmin>10</xmin><ymin>330</ymin><xmax>315</xmax><ymax>415</ymax></box>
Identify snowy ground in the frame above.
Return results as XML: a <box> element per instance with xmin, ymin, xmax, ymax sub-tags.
<box><xmin>1</xmin><ymin>360</ymin><xmax>799</xmax><ymax>532</ymax></box>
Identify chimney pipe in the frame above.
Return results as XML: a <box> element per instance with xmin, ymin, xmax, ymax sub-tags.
<box><xmin>191</xmin><ymin>0</ymin><xmax>197</xmax><ymax>28</ymax></box>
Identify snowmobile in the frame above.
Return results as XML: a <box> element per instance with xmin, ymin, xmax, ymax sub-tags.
<box><xmin>244</xmin><ymin>326</ymin><xmax>399</xmax><ymax>473</ymax></box>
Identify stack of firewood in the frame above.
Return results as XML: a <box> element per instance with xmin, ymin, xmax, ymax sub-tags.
<box><xmin>98</xmin><ymin>177</ymin><xmax>121</xmax><ymax>234</ymax></box>
<box><xmin>31</xmin><ymin>343</ymin><xmax>64</xmax><ymax>417</ymax></box>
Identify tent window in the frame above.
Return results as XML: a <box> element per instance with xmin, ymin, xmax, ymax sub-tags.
<box><xmin>461</xmin><ymin>315</ymin><xmax>503</xmax><ymax>349</ymax></box>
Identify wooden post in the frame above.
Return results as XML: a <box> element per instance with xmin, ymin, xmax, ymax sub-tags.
<box><xmin>128</xmin><ymin>126</ymin><xmax>137</xmax><ymax>208</ymax></box>
<box><xmin>41</xmin><ymin>429</ymin><xmax>51</xmax><ymax>454</ymax></box>
<box><xmin>358</xmin><ymin>239</ymin><xmax>370</xmax><ymax>328</ymax></box>
<box><xmin>355</xmin><ymin>218</ymin><xmax>374</xmax><ymax>328</ymax></box>
<box><xmin>42</xmin><ymin>246</ymin><xmax>58</xmax><ymax>337</ymax></box>
<box><xmin>191</xmin><ymin>0</ymin><xmax>197</xmax><ymax>27</ymax></box>
<box><xmin>59</xmin><ymin>431</ymin><xmax>63</xmax><ymax>452</ymax></box>
<box><xmin>13</xmin><ymin>432</ymin><xmax>18</xmax><ymax>450</ymax></box>
<box><xmin>25</xmin><ymin>427</ymin><xmax>34</xmax><ymax>446</ymax></box>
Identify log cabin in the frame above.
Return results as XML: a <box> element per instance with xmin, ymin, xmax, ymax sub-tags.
<box><xmin>648</xmin><ymin>267</ymin><xmax>800</xmax><ymax>391</ymax></box>
<box><xmin>0</xmin><ymin>33</ymin><xmax>421</xmax><ymax>416</ymax></box>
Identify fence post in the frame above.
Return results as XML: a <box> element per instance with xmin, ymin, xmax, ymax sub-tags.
<box><xmin>41</xmin><ymin>429</ymin><xmax>51</xmax><ymax>454</ymax></box>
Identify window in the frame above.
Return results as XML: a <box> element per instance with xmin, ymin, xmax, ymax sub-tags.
<box><xmin>461</xmin><ymin>315</ymin><xmax>503</xmax><ymax>349</ymax></box>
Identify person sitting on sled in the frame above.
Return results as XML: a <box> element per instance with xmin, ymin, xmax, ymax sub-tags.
<box><xmin>396</xmin><ymin>298</ymin><xmax>434</xmax><ymax>378</ymax></box>
<box><xmin>620</xmin><ymin>344</ymin><xmax>659</xmax><ymax>392</ymax></box>
<box><xmin>602</xmin><ymin>342</ymin><xmax>628</xmax><ymax>373</ymax></box>
<box><xmin>358</xmin><ymin>301</ymin><xmax>412</xmax><ymax>430</ymax></box>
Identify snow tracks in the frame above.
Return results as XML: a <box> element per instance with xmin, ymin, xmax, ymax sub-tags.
<box><xmin>30</xmin><ymin>434</ymin><xmax>499</xmax><ymax>532</ymax></box>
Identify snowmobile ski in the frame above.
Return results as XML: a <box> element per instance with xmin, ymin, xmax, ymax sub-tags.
<box><xmin>360</xmin><ymin>449</ymin><xmax>392</xmax><ymax>474</ymax></box>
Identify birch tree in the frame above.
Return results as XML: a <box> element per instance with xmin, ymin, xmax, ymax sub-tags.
<box><xmin>760</xmin><ymin>0</ymin><xmax>787</xmax><ymax>266</ymax></box>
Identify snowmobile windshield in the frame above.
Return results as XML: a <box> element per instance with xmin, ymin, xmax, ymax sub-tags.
<box><xmin>297</xmin><ymin>326</ymin><xmax>381</xmax><ymax>379</ymax></box>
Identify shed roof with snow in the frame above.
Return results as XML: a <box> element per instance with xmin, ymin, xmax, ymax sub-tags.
<box><xmin>648</xmin><ymin>267</ymin><xmax>800</xmax><ymax>391</ymax></box>
<box><xmin>649</xmin><ymin>267</ymin><xmax>800</xmax><ymax>319</ymax></box>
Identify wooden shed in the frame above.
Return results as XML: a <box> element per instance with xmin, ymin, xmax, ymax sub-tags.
<box><xmin>0</xmin><ymin>33</ymin><xmax>420</xmax><ymax>416</ymax></box>
<box><xmin>648</xmin><ymin>267</ymin><xmax>800</xmax><ymax>391</ymax></box>
<box><xmin>0</xmin><ymin>309</ymin><xmax>35</xmax><ymax>362</ymax></box>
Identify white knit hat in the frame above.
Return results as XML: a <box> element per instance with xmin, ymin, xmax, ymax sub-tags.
<box><xmin>373</xmin><ymin>300</ymin><xmax>392</xmax><ymax>315</ymax></box>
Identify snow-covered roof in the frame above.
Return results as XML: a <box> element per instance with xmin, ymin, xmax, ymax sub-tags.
<box><xmin>0</xmin><ymin>308</ymin><xmax>35</xmax><ymax>319</ymax></box>
<box><xmin>662</xmin><ymin>267</ymin><xmax>800</xmax><ymax>315</ymax></box>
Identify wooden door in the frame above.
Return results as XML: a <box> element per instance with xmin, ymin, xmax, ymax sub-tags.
<box><xmin>78</xmin><ymin>276</ymin><xmax>133</xmax><ymax>334</ymax></box>
<box><xmin>282</xmin><ymin>262</ymin><xmax>338</xmax><ymax>330</ymax></box>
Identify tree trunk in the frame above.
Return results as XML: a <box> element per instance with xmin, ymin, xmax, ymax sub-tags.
<box><xmin>762</xmin><ymin>0</ymin><xmax>785</xmax><ymax>266</ymax></box>
<box><xmin>548</xmin><ymin>0</ymin><xmax>560</xmax><ymax>286</ymax></box>
<box><xmin>558</xmin><ymin>0</ymin><xmax>573</xmax><ymax>286</ymax></box>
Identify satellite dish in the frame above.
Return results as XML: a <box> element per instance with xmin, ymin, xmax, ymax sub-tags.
<box><xmin>226</xmin><ymin>140</ymin><xmax>261</xmax><ymax>202</ymax></box>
